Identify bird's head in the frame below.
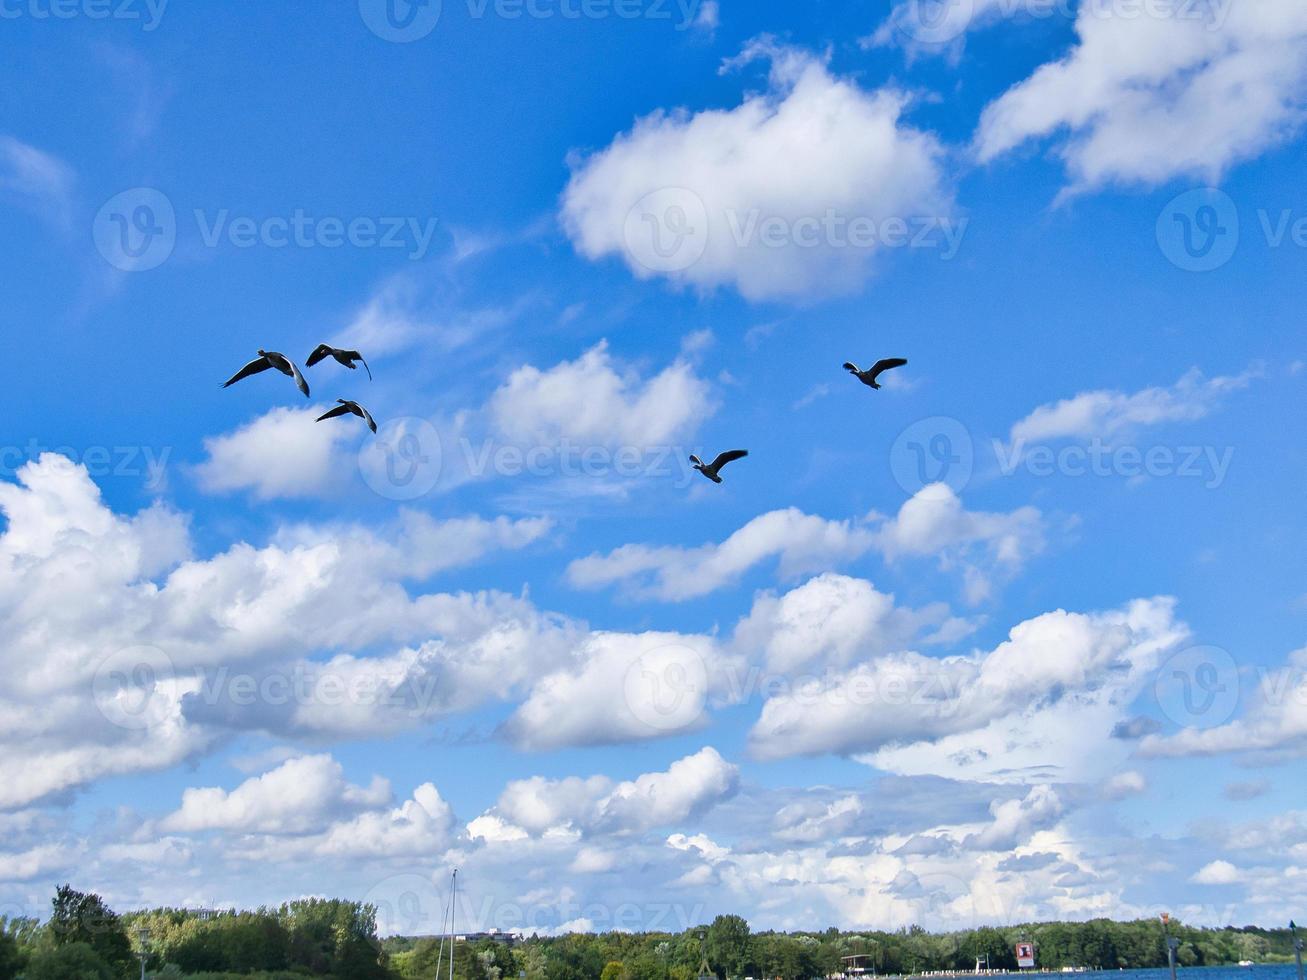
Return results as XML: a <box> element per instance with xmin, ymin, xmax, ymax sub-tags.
<box><xmin>689</xmin><ymin>455</ymin><xmax>703</xmax><ymax>469</ymax></box>
<box><xmin>337</xmin><ymin>398</ymin><xmax>348</xmax><ymax>405</ymax></box>
<box><xmin>257</xmin><ymin>349</ymin><xmax>268</xmax><ymax>357</ymax></box>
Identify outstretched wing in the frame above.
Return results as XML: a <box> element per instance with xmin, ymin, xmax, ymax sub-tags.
<box><xmin>711</xmin><ymin>449</ymin><xmax>749</xmax><ymax>471</ymax></box>
<box><xmin>869</xmin><ymin>357</ymin><xmax>908</xmax><ymax>381</ymax></box>
<box><xmin>221</xmin><ymin>357</ymin><xmax>271</xmax><ymax>388</ymax></box>
<box><xmin>842</xmin><ymin>362</ymin><xmax>861</xmax><ymax>374</ymax></box>
<box><xmin>287</xmin><ymin>358</ymin><xmax>311</xmax><ymax>398</ymax></box>
<box><xmin>316</xmin><ymin>404</ymin><xmax>352</xmax><ymax>423</ymax></box>
<box><xmin>357</xmin><ymin>403</ymin><xmax>378</xmax><ymax>434</ymax></box>
<box><xmin>348</xmin><ymin>351</ymin><xmax>373</xmax><ymax>381</ymax></box>
<box><xmin>306</xmin><ymin>344</ymin><xmax>334</xmax><ymax>367</ymax></box>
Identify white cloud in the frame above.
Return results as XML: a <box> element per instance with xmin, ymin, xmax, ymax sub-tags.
<box><xmin>489</xmin><ymin>341</ymin><xmax>715</xmax><ymax>450</ymax></box>
<box><xmin>160</xmin><ymin>755</ymin><xmax>390</xmax><ymax>834</ymax></box>
<box><xmin>194</xmin><ymin>407</ymin><xmax>357</xmax><ymax>501</ymax></box>
<box><xmin>975</xmin><ymin>2</ymin><xmax>1307</xmax><ymax>189</ymax></box>
<box><xmin>476</xmin><ymin>748</ymin><xmax>739</xmax><ymax>838</ymax></box>
<box><xmin>964</xmin><ymin>785</ymin><xmax>1063</xmax><ymax>850</ymax></box>
<box><xmin>1191</xmin><ymin>859</ymin><xmax>1244</xmax><ymax>885</ymax></box>
<box><xmin>567</xmin><ymin>509</ymin><xmax>876</xmax><ymax>601</ymax></box>
<box><xmin>872</xmin><ymin>484</ymin><xmax>1046</xmax><ymax>604</ymax></box>
<box><xmin>749</xmin><ymin>597</ymin><xmax>1188</xmax><ymax>783</ymax></box>
<box><xmin>1140</xmin><ymin>646</ymin><xmax>1307</xmax><ymax>758</ymax></box>
<box><xmin>1007</xmin><ymin>368</ymin><xmax>1258</xmax><ymax>449</ymax></box>
<box><xmin>562</xmin><ymin>40</ymin><xmax>952</xmax><ymax>300</ymax></box>
<box><xmin>733</xmin><ymin>573</ymin><xmax>976</xmax><ymax>676</ymax></box>
<box><xmin>1103</xmin><ymin>770</ymin><xmax>1148</xmax><ymax>800</ymax></box>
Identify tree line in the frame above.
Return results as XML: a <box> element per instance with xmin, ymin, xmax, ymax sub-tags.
<box><xmin>1</xmin><ymin>887</ymin><xmax>1301</xmax><ymax>980</ymax></box>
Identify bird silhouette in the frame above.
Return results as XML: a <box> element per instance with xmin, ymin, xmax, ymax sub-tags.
<box><xmin>307</xmin><ymin>344</ymin><xmax>372</xmax><ymax>380</ymax></box>
<box><xmin>844</xmin><ymin>357</ymin><xmax>908</xmax><ymax>390</ymax></box>
<box><xmin>690</xmin><ymin>450</ymin><xmax>748</xmax><ymax>485</ymax></box>
<box><xmin>221</xmin><ymin>350</ymin><xmax>310</xmax><ymax>398</ymax></box>
<box><xmin>316</xmin><ymin>399</ymin><xmax>378</xmax><ymax>434</ymax></box>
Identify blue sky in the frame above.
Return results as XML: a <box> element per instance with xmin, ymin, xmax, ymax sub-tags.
<box><xmin>1</xmin><ymin>0</ymin><xmax>1306</xmax><ymax>937</ymax></box>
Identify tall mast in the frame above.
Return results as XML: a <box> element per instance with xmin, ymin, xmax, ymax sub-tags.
<box><xmin>449</xmin><ymin>869</ymin><xmax>457</xmax><ymax>980</ymax></box>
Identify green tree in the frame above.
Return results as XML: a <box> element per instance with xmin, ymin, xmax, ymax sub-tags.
<box><xmin>705</xmin><ymin>915</ymin><xmax>751</xmax><ymax>978</ymax></box>
<box><xmin>0</xmin><ymin>930</ymin><xmax>20</xmax><ymax>980</ymax></box>
<box><xmin>24</xmin><ymin>943</ymin><xmax>114</xmax><ymax>980</ymax></box>
<box><xmin>601</xmin><ymin>961</ymin><xmax>625</xmax><ymax>980</ymax></box>
<box><xmin>48</xmin><ymin>888</ymin><xmax>132</xmax><ymax>979</ymax></box>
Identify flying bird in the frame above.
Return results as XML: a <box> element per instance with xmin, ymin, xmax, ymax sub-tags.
<box><xmin>844</xmin><ymin>357</ymin><xmax>908</xmax><ymax>390</ymax></box>
<box><xmin>221</xmin><ymin>350</ymin><xmax>310</xmax><ymax>398</ymax></box>
<box><xmin>690</xmin><ymin>450</ymin><xmax>748</xmax><ymax>485</ymax></box>
<box><xmin>316</xmin><ymin>399</ymin><xmax>378</xmax><ymax>434</ymax></box>
<box><xmin>306</xmin><ymin>344</ymin><xmax>372</xmax><ymax>380</ymax></box>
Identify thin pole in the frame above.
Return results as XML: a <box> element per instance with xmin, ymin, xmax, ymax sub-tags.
<box><xmin>449</xmin><ymin>870</ymin><xmax>457</xmax><ymax>980</ymax></box>
<box><xmin>1161</xmin><ymin>915</ymin><xmax>1178</xmax><ymax>980</ymax></box>
<box><xmin>1291</xmin><ymin>921</ymin><xmax>1303</xmax><ymax>980</ymax></box>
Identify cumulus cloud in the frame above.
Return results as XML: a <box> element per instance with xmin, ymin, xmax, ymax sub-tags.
<box><xmin>160</xmin><ymin>755</ymin><xmax>390</xmax><ymax>834</ymax></box>
<box><xmin>567</xmin><ymin>509</ymin><xmax>877</xmax><ymax>601</ymax></box>
<box><xmin>475</xmin><ymin>748</ymin><xmax>739</xmax><ymax>838</ymax></box>
<box><xmin>1140</xmin><ymin>646</ymin><xmax>1307</xmax><ymax>759</ymax></box>
<box><xmin>488</xmin><ymin>341</ymin><xmax>715</xmax><ymax>450</ymax></box>
<box><xmin>1191</xmin><ymin>859</ymin><xmax>1244</xmax><ymax>885</ymax></box>
<box><xmin>964</xmin><ymin>785</ymin><xmax>1063</xmax><ymax>850</ymax></box>
<box><xmin>975</xmin><ymin>2</ymin><xmax>1307</xmax><ymax>189</ymax></box>
<box><xmin>872</xmin><ymin>484</ymin><xmax>1047</xmax><ymax>604</ymax></box>
<box><xmin>1102</xmin><ymin>770</ymin><xmax>1148</xmax><ymax>801</ymax></box>
<box><xmin>749</xmin><ymin>597</ymin><xmax>1188</xmax><ymax>783</ymax></box>
<box><xmin>194</xmin><ymin>407</ymin><xmax>358</xmax><ymax>500</ymax></box>
<box><xmin>562</xmin><ymin>40</ymin><xmax>953</xmax><ymax>300</ymax></box>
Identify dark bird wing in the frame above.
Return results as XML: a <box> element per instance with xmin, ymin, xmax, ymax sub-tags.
<box><xmin>357</xmin><ymin>403</ymin><xmax>378</xmax><ymax>433</ymax></box>
<box><xmin>843</xmin><ymin>362</ymin><xmax>861</xmax><ymax>374</ymax></box>
<box><xmin>316</xmin><ymin>404</ymin><xmax>352</xmax><ymax>423</ymax></box>
<box><xmin>287</xmin><ymin>358</ymin><xmax>310</xmax><ymax>398</ymax></box>
<box><xmin>348</xmin><ymin>351</ymin><xmax>372</xmax><ymax>380</ymax></box>
<box><xmin>869</xmin><ymin>357</ymin><xmax>908</xmax><ymax>381</ymax></box>
<box><xmin>221</xmin><ymin>357</ymin><xmax>271</xmax><ymax>388</ymax></box>
<box><xmin>306</xmin><ymin>344</ymin><xmax>334</xmax><ymax>367</ymax></box>
<box><xmin>711</xmin><ymin>450</ymin><xmax>749</xmax><ymax>471</ymax></box>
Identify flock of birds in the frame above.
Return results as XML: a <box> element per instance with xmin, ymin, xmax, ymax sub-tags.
<box><xmin>220</xmin><ymin>348</ymin><xmax>909</xmax><ymax>484</ymax></box>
